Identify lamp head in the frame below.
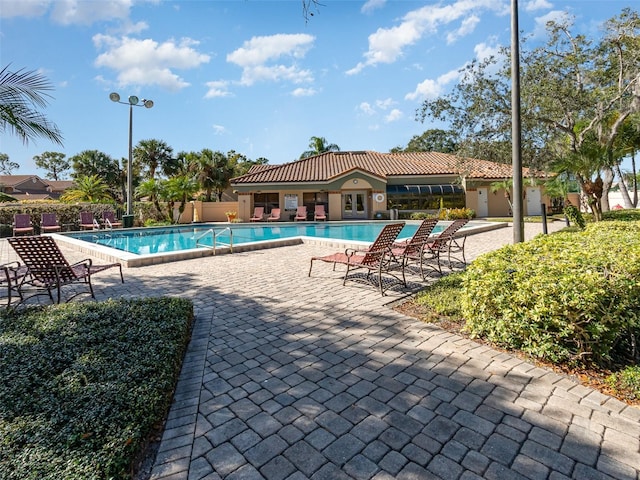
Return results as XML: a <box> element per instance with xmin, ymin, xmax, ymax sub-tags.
<box><xmin>142</xmin><ymin>99</ymin><xmax>154</xmax><ymax>109</ymax></box>
<box><xmin>128</xmin><ymin>95</ymin><xmax>139</xmax><ymax>105</ymax></box>
<box><xmin>109</xmin><ymin>92</ymin><xmax>120</xmax><ymax>103</ymax></box>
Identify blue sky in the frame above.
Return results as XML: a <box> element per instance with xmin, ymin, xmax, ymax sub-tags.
<box><xmin>0</xmin><ymin>0</ymin><xmax>633</xmax><ymax>178</ymax></box>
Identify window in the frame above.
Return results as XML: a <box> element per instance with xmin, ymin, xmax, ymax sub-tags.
<box><xmin>254</xmin><ymin>193</ymin><xmax>279</xmax><ymax>212</ymax></box>
<box><xmin>303</xmin><ymin>192</ymin><xmax>329</xmax><ymax>217</ymax></box>
<box><xmin>386</xmin><ymin>184</ymin><xmax>465</xmax><ymax>211</ymax></box>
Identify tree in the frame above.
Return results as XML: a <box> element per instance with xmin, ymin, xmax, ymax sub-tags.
<box><xmin>161</xmin><ymin>175</ymin><xmax>199</xmax><ymax>223</ymax></box>
<box><xmin>0</xmin><ymin>65</ymin><xmax>63</xmax><ymax>146</ymax></box>
<box><xmin>391</xmin><ymin>129</ymin><xmax>459</xmax><ymax>153</ymax></box>
<box><xmin>135</xmin><ymin>178</ymin><xmax>164</xmax><ymax>218</ymax></box>
<box><xmin>0</xmin><ymin>153</ymin><xmax>19</xmax><ymax>174</ymax></box>
<box><xmin>60</xmin><ymin>174</ymin><xmax>112</xmax><ymax>203</ymax></box>
<box><xmin>133</xmin><ymin>139</ymin><xmax>175</xmax><ymax>180</ymax></box>
<box><xmin>299</xmin><ymin>136</ymin><xmax>340</xmax><ymax>159</ymax></box>
<box><xmin>33</xmin><ymin>151</ymin><xmax>70</xmax><ymax>180</ymax></box>
<box><xmin>70</xmin><ymin>150</ymin><xmax>123</xmax><ymax>203</ymax></box>
<box><xmin>417</xmin><ymin>8</ymin><xmax>640</xmax><ymax>219</ymax></box>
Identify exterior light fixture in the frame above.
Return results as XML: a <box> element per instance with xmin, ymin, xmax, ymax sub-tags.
<box><xmin>109</xmin><ymin>92</ymin><xmax>154</xmax><ymax>225</ymax></box>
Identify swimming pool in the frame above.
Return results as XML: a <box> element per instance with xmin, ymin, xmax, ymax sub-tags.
<box><xmin>54</xmin><ymin>220</ymin><xmax>506</xmax><ymax>267</ymax></box>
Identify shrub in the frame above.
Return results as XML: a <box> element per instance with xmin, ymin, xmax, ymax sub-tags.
<box><xmin>409</xmin><ymin>212</ymin><xmax>437</xmax><ymax>220</ymax></box>
<box><xmin>414</xmin><ymin>272</ymin><xmax>465</xmax><ymax>319</ymax></box>
<box><xmin>602</xmin><ymin>208</ymin><xmax>640</xmax><ymax>222</ymax></box>
<box><xmin>0</xmin><ymin>297</ymin><xmax>194</xmax><ymax>479</ymax></box>
<box><xmin>563</xmin><ymin>204</ymin><xmax>585</xmax><ymax>229</ymax></box>
<box><xmin>461</xmin><ymin>221</ymin><xmax>640</xmax><ymax>366</ymax></box>
<box><xmin>438</xmin><ymin>208</ymin><xmax>475</xmax><ymax>220</ymax></box>
<box><xmin>607</xmin><ymin>366</ymin><xmax>640</xmax><ymax>401</ymax></box>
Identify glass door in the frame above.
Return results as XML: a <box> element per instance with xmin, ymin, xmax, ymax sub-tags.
<box><xmin>342</xmin><ymin>191</ymin><xmax>367</xmax><ymax>219</ymax></box>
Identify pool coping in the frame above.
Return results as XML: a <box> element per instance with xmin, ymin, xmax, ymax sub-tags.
<box><xmin>51</xmin><ymin>220</ymin><xmax>508</xmax><ymax>268</ymax></box>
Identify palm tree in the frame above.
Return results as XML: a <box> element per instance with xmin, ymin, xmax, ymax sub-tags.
<box><xmin>60</xmin><ymin>175</ymin><xmax>112</xmax><ymax>203</ymax></box>
<box><xmin>0</xmin><ymin>65</ymin><xmax>63</xmax><ymax>146</ymax></box>
<box><xmin>133</xmin><ymin>139</ymin><xmax>174</xmax><ymax>180</ymax></box>
<box><xmin>299</xmin><ymin>136</ymin><xmax>340</xmax><ymax>159</ymax></box>
<box><xmin>162</xmin><ymin>175</ymin><xmax>199</xmax><ymax>223</ymax></box>
<box><xmin>135</xmin><ymin>178</ymin><xmax>164</xmax><ymax>218</ymax></box>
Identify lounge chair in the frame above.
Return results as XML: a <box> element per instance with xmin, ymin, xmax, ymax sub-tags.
<box><xmin>267</xmin><ymin>208</ymin><xmax>281</xmax><ymax>222</ymax></box>
<box><xmin>13</xmin><ymin>214</ymin><xmax>34</xmax><ymax>236</ymax></box>
<box><xmin>390</xmin><ymin>218</ymin><xmax>439</xmax><ymax>279</ymax></box>
<box><xmin>7</xmin><ymin>235</ymin><xmax>124</xmax><ymax>304</ymax></box>
<box><xmin>0</xmin><ymin>261</ymin><xmax>28</xmax><ymax>307</ymax></box>
<box><xmin>314</xmin><ymin>204</ymin><xmax>327</xmax><ymax>221</ymax></box>
<box><xmin>250</xmin><ymin>207</ymin><xmax>265</xmax><ymax>222</ymax></box>
<box><xmin>102</xmin><ymin>210</ymin><xmax>122</xmax><ymax>229</ymax></box>
<box><xmin>421</xmin><ymin>218</ymin><xmax>470</xmax><ymax>274</ymax></box>
<box><xmin>79</xmin><ymin>211</ymin><xmax>99</xmax><ymax>230</ymax></box>
<box><xmin>309</xmin><ymin>222</ymin><xmax>406</xmax><ymax>295</ymax></box>
<box><xmin>40</xmin><ymin>213</ymin><xmax>61</xmax><ymax>233</ymax></box>
<box><xmin>294</xmin><ymin>206</ymin><xmax>307</xmax><ymax>221</ymax></box>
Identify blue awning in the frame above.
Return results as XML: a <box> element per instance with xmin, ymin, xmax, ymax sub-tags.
<box><xmin>386</xmin><ymin>184</ymin><xmax>464</xmax><ymax>195</ymax></box>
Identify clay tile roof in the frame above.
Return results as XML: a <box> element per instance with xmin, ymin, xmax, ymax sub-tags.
<box><xmin>231</xmin><ymin>151</ymin><xmax>537</xmax><ymax>184</ymax></box>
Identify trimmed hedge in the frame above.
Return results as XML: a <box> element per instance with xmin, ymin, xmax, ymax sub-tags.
<box><xmin>0</xmin><ymin>297</ymin><xmax>194</xmax><ymax>479</ymax></box>
<box><xmin>461</xmin><ymin>221</ymin><xmax>640</xmax><ymax>365</ymax></box>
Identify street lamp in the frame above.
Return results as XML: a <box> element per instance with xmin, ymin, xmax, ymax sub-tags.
<box><xmin>109</xmin><ymin>92</ymin><xmax>154</xmax><ymax>223</ymax></box>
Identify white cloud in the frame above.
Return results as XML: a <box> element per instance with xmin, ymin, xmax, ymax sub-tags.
<box><xmin>385</xmin><ymin>108</ymin><xmax>402</xmax><ymax>122</ymax></box>
<box><xmin>474</xmin><ymin>37</ymin><xmax>501</xmax><ymax>62</ymax></box>
<box><xmin>525</xmin><ymin>0</ymin><xmax>553</xmax><ymax>12</ymax></box>
<box><xmin>52</xmin><ymin>0</ymin><xmax>133</xmax><ymax>25</ymax></box>
<box><xmin>376</xmin><ymin>98</ymin><xmax>395</xmax><ymax>110</ymax></box>
<box><xmin>291</xmin><ymin>87</ymin><xmax>317</xmax><ymax>97</ymax></box>
<box><xmin>533</xmin><ymin>10</ymin><xmax>570</xmax><ymax>38</ymax></box>
<box><xmin>446</xmin><ymin>14</ymin><xmax>480</xmax><ymax>44</ymax></box>
<box><xmin>94</xmin><ymin>35</ymin><xmax>210</xmax><ymax>91</ymax></box>
<box><xmin>227</xmin><ymin>33</ymin><xmax>315</xmax><ymax>86</ymax></box>
<box><xmin>212</xmin><ymin>124</ymin><xmax>226</xmax><ymax>135</ymax></box>
<box><xmin>361</xmin><ymin>0</ymin><xmax>386</xmax><ymax>14</ymax></box>
<box><xmin>358</xmin><ymin>102</ymin><xmax>376</xmax><ymax>115</ymax></box>
<box><xmin>347</xmin><ymin>0</ymin><xmax>503</xmax><ymax>75</ymax></box>
<box><xmin>0</xmin><ymin>0</ymin><xmax>50</xmax><ymax>18</ymax></box>
<box><xmin>205</xmin><ymin>80</ymin><xmax>232</xmax><ymax>98</ymax></box>
<box><xmin>405</xmin><ymin>67</ymin><xmax>463</xmax><ymax>101</ymax></box>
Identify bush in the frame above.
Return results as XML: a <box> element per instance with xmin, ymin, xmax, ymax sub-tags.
<box><xmin>461</xmin><ymin>221</ymin><xmax>640</xmax><ymax>366</ymax></box>
<box><xmin>563</xmin><ymin>204</ymin><xmax>585</xmax><ymax>229</ymax></box>
<box><xmin>414</xmin><ymin>272</ymin><xmax>465</xmax><ymax>319</ymax></box>
<box><xmin>602</xmin><ymin>208</ymin><xmax>640</xmax><ymax>222</ymax></box>
<box><xmin>0</xmin><ymin>297</ymin><xmax>194</xmax><ymax>479</ymax></box>
<box><xmin>607</xmin><ymin>366</ymin><xmax>640</xmax><ymax>401</ymax></box>
<box><xmin>439</xmin><ymin>208</ymin><xmax>475</xmax><ymax>220</ymax></box>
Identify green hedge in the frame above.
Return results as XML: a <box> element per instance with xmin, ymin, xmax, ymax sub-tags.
<box><xmin>0</xmin><ymin>297</ymin><xmax>194</xmax><ymax>479</ymax></box>
<box><xmin>461</xmin><ymin>221</ymin><xmax>640</xmax><ymax>365</ymax></box>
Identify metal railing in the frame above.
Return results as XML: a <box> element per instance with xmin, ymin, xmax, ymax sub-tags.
<box><xmin>194</xmin><ymin>227</ymin><xmax>233</xmax><ymax>255</ymax></box>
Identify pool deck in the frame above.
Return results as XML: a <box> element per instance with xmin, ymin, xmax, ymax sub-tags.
<box><xmin>1</xmin><ymin>220</ymin><xmax>638</xmax><ymax>480</ymax></box>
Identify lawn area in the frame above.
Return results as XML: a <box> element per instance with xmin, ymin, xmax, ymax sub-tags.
<box><xmin>0</xmin><ymin>297</ymin><xmax>193</xmax><ymax>480</ymax></box>
<box><xmin>398</xmin><ymin>212</ymin><xmax>640</xmax><ymax>405</ymax></box>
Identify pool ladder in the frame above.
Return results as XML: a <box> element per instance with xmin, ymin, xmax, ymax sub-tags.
<box><xmin>194</xmin><ymin>227</ymin><xmax>233</xmax><ymax>255</ymax></box>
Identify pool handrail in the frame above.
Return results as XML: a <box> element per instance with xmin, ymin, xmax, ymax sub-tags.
<box><xmin>194</xmin><ymin>227</ymin><xmax>234</xmax><ymax>254</ymax></box>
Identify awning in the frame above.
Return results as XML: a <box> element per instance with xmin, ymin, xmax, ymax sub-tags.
<box><xmin>386</xmin><ymin>184</ymin><xmax>464</xmax><ymax>195</ymax></box>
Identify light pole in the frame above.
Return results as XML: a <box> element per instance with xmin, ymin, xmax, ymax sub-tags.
<box><xmin>109</xmin><ymin>92</ymin><xmax>153</xmax><ymax>224</ymax></box>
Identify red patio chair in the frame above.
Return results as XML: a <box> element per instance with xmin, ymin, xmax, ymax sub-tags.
<box><xmin>79</xmin><ymin>211</ymin><xmax>99</xmax><ymax>230</ymax></box>
<box><xmin>250</xmin><ymin>207</ymin><xmax>264</xmax><ymax>222</ymax></box>
<box><xmin>7</xmin><ymin>235</ymin><xmax>124</xmax><ymax>304</ymax></box>
<box><xmin>309</xmin><ymin>222</ymin><xmax>406</xmax><ymax>295</ymax></box>
<box><xmin>102</xmin><ymin>210</ymin><xmax>122</xmax><ymax>228</ymax></box>
<box><xmin>267</xmin><ymin>208</ymin><xmax>281</xmax><ymax>222</ymax></box>
<box><xmin>13</xmin><ymin>214</ymin><xmax>34</xmax><ymax>236</ymax></box>
<box><xmin>314</xmin><ymin>204</ymin><xmax>327</xmax><ymax>221</ymax></box>
<box><xmin>294</xmin><ymin>206</ymin><xmax>307</xmax><ymax>221</ymax></box>
<box><xmin>40</xmin><ymin>213</ymin><xmax>61</xmax><ymax>233</ymax></box>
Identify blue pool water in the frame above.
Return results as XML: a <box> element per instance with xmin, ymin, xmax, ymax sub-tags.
<box><xmin>66</xmin><ymin>221</ymin><xmax>455</xmax><ymax>256</ymax></box>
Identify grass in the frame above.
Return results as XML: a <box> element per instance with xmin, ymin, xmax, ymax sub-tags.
<box><xmin>0</xmin><ymin>297</ymin><xmax>194</xmax><ymax>479</ymax></box>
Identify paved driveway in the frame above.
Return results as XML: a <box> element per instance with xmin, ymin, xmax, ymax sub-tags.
<box><xmin>2</xmin><ymin>221</ymin><xmax>638</xmax><ymax>480</ymax></box>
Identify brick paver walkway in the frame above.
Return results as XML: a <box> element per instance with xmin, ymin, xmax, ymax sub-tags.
<box><xmin>2</xmin><ymin>221</ymin><xmax>638</xmax><ymax>480</ymax></box>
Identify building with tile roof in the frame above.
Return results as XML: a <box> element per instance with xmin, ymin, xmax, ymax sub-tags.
<box><xmin>0</xmin><ymin>175</ymin><xmax>74</xmax><ymax>201</ymax></box>
<box><xmin>230</xmin><ymin>151</ymin><xmax>551</xmax><ymax>221</ymax></box>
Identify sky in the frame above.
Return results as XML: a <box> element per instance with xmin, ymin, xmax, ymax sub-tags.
<box><xmin>0</xmin><ymin>0</ymin><xmax>635</xmax><ymax>178</ymax></box>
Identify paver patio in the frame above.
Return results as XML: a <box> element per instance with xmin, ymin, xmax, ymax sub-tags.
<box><xmin>1</xmin><ymin>221</ymin><xmax>638</xmax><ymax>480</ymax></box>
